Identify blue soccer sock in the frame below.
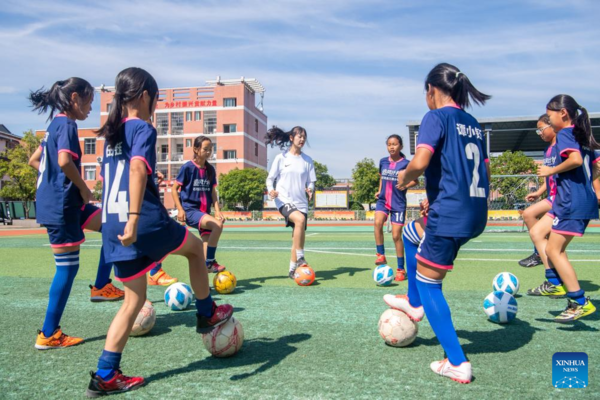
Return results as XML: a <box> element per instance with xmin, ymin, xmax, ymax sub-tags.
<box><xmin>376</xmin><ymin>244</ymin><xmax>385</xmax><ymax>255</ymax></box>
<box><xmin>567</xmin><ymin>289</ymin><xmax>586</xmax><ymax>306</ymax></box>
<box><xmin>149</xmin><ymin>263</ymin><xmax>162</xmax><ymax>276</ymax></box>
<box><xmin>397</xmin><ymin>257</ymin><xmax>405</xmax><ymax>271</ymax></box>
<box><xmin>533</xmin><ymin>246</ymin><xmax>539</xmax><ymax>255</ymax></box>
<box><xmin>96</xmin><ymin>350</ymin><xmax>122</xmax><ymax>381</ymax></box>
<box><xmin>416</xmin><ymin>272</ymin><xmax>467</xmax><ymax>366</ymax></box>
<box><xmin>42</xmin><ymin>251</ymin><xmax>80</xmax><ymax>337</ymax></box>
<box><xmin>545</xmin><ymin>268</ymin><xmax>562</xmax><ymax>286</ymax></box>
<box><xmin>206</xmin><ymin>246</ymin><xmax>217</xmax><ymax>263</ymax></box>
<box><xmin>93</xmin><ymin>249</ymin><xmax>112</xmax><ymax>289</ymax></box>
<box><xmin>403</xmin><ymin>221</ymin><xmax>422</xmax><ymax>308</ymax></box>
<box><xmin>196</xmin><ymin>293</ymin><xmax>214</xmax><ymax>317</ymax></box>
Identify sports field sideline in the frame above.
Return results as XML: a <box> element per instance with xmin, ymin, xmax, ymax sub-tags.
<box><xmin>1</xmin><ymin>225</ymin><xmax>598</xmax><ymax>399</ymax></box>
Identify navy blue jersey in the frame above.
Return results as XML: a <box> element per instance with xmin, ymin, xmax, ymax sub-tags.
<box><xmin>416</xmin><ymin>105</ymin><xmax>489</xmax><ymax>237</ymax></box>
<box><xmin>175</xmin><ymin>161</ymin><xmax>217</xmax><ymax>213</ymax></box>
<box><xmin>101</xmin><ymin>118</ymin><xmax>172</xmax><ymax>262</ymax></box>
<box><xmin>551</xmin><ymin>127</ymin><xmax>599</xmax><ymax>220</ymax></box>
<box><xmin>378</xmin><ymin>156</ymin><xmax>409</xmax><ymax>210</ymax></box>
<box><xmin>36</xmin><ymin>114</ymin><xmax>83</xmax><ymax>225</ymax></box>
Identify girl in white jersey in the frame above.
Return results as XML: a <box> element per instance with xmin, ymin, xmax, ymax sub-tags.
<box><xmin>265</xmin><ymin>126</ymin><xmax>316</xmax><ymax>279</ymax></box>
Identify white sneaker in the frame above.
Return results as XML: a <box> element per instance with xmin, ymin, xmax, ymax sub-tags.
<box><xmin>430</xmin><ymin>359</ymin><xmax>472</xmax><ymax>384</ymax></box>
<box><xmin>383</xmin><ymin>294</ymin><xmax>424</xmax><ymax>322</ymax></box>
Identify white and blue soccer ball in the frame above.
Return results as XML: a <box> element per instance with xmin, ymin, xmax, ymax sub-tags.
<box><xmin>373</xmin><ymin>265</ymin><xmax>394</xmax><ymax>286</ymax></box>
<box><xmin>493</xmin><ymin>272</ymin><xmax>520</xmax><ymax>295</ymax></box>
<box><xmin>483</xmin><ymin>291</ymin><xmax>518</xmax><ymax>324</ymax></box>
<box><xmin>164</xmin><ymin>282</ymin><xmax>194</xmax><ymax>311</ymax></box>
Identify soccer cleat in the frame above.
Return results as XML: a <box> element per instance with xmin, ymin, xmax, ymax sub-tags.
<box><xmin>430</xmin><ymin>359</ymin><xmax>472</xmax><ymax>384</ymax></box>
<box><xmin>296</xmin><ymin>257</ymin><xmax>308</xmax><ymax>268</ymax></box>
<box><xmin>288</xmin><ymin>266</ymin><xmax>297</xmax><ymax>280</ymax></box>
<box><xmin>90</xmin><ymin>280</ymin><xmax>124</xmax><ymax>302</ymax></box>
<box><xmin>147</xmin><ymin>269</ymin><xmax>178</xmax><ymax>286</ymax></box>
<box><xmin>35</xmin><ymin>327</ymin><xmax>84</xmax><ymax>350</ymax></box>
<box><xmin>383</xmin><ymin>294</ymin><xmax>424</xmax><ymax>322</ymax></box>
<box><xmin>196</xmin><ymin>302</ymin><xmax>234</xmax><ymax>334</ymax></box>
<box><xmin>86</xmin><ymin>370</ymin><xmax>145</xmax><ymax>398</ymax></box>
<box><xmin>394</xmin><ymin>269</ymin><xmax>406</xmax><ymax>282</ymax></box>
<box><xmin>206</xmin><ymin>260</ymin><xmax>226</xmax><ymax>273</ymax></box>
<box><xmin>526</xmin><ymin>281</ymin><xmax>567</xmax><ymax>297</ymax></box>
<box><xmin>555</xmin><ymin>297</ymin><xmax>596</xmax><ymax>323</ymax></box>
<box><xmin>518</xmin><ymin>253</ymin><xmax>543</xmax><ymax>268</ymax></box>
<box><xmin>375</xmin><ymin>253</ymin><xmax>387</xmax><ymax>266</ymax></box>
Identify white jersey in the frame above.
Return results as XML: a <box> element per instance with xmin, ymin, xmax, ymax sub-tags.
<box><xmin>266</xmin><ymin>151</ymin><xmax>316</xmax><ymax>213</ymax></box>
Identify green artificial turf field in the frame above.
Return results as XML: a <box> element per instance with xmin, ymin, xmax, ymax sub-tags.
<box><xmin>0</xmin><ymin>227</ymin><xmax>599</xmax><ymax>399</ymax></box>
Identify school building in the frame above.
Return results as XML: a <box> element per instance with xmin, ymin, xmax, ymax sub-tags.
<box><xmin>38</xmin><ymin>77</ymin><xmax>268</xmax><ymax>209</ymax></box>
<box><xmin>0</xmin><ymin>124</ymin><xmax>22</xmax><ymax>196</ymax></box>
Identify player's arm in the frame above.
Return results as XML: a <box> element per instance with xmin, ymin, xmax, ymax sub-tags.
<box><xmin>538</xmin><ymin>151</ymin><xmax>583</xmax><ymax>177</ymax></box>
<box><xmin>526</xmin><ymin>181</ymin><xmax>546</xmax><ymax>202</ymax></box>
<box><xmin>118</xmin><ymin>159</ymin><xmax>146</xmax><ymax>246</ymax></box>
<box><xmin>58</xmin><ymin>152</ymin><xmax>92</xmax><ymax>204</ymax></box>
<box><xmin>398</xmin><ymin>148</ymin><xmax>432</xmax><ymax>187</ymax></box>
<box><xmin>404</xmin><ymin>179</ymin><xmax>420</xmax><ymax>190</ymax></box>
<box><xmin>266</xmin><ymin>156</ymin><xmax>280</xmax><ymax>198</ymax></box>
<box><xmin>28</xmin><ymin>146</ymin><xmax>43</xmax><ymax>171</ymax></box>
<box><xmin>171</xmin><ymin>181</ymin><xmax>186</xmax><ymax>223</ymax></box>
<box><xmin>212</xmin><ymin>186</ymin><xmax>225</xmax><ymax>221</ymax></box>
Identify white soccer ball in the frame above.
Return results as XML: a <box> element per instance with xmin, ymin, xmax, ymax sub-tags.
<box><xmin>378</xmin><ymin>309</ymin><xmax>418</xmax><ymax>347</ymax></box>
<box><xmin>202</xmin><ymin>317</ymin><xmax>244</xmax><ymax>357</ymax></box>
<box><xmin>130</xmin><ymin>300</ymin><xmax>156</xmax><ymax>337</ymax></box>
<box><xmin>483</xmin><ymin>291</ymin><xmax>518</xmax><ymax>324</ymax></box>
<box><xmin>164</xmin><ymin>282</ymin><xmax>194</xmax><ymax>311</ymax></box>
<box><xmin>493</xmin><ymin>272</ymin><xmax>520</xmax><ymax>295</ymax></box>
<box><xmin>373</xmin><ymin>265</ymin><xmax>394</xmax><ymax>286</ymax></box>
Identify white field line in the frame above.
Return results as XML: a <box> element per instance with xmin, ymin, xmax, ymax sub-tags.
<box><xmin>306</xmin><ymin>233</ymin><xmax>320</xmax><ymax>237</ymax></box>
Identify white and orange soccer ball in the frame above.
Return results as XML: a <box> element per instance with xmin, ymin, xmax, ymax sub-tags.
<box><xmin>213</xmin><ymin>271</ymin><xmax>237</xmax><ymax>294</ymax></box>
<box><xmin>130</xmin><ymin>300</ymin><xmax>156</xmax><ymax>337</ymax></box>
<box><xmin>202</xmin><ymin>317</ymin><xmax>244</xmax><ymax>357</ymax></box>
<box><xmin>378</xmin><ymin>309</ymin><xmax>418</xmax><ymax>347</ymax></box>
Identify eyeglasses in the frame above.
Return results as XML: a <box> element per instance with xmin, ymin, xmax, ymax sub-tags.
<box><xmin>536</xmin><ymin>125</ymin><xmax>551</xmax><ymax>135</ymax></box>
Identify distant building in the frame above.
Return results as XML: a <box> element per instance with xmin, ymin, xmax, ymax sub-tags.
<box><xmin>0</xmin><ymin>124</ymin><xmax>21</xmax><ymax>194</ymax></box>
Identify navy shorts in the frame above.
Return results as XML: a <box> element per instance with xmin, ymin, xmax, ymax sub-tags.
<box><xmin>279</xmin><ymin>204</ymin><xmax>307</xmax><ymax>231</ymax></box>
<box><xmin>81</xmin><ymin>204</ymin><xmax>101</xmax><ymax>231</ymax></box>
<box><xmin>185</xmin><ymin>209</ymin><xmax>212</xmax><ymax>237</ymax></box>
<box><xmin>113</xmin><ymin>219</ymin><xmax>189</xmax><ymax>282</ymax></box>
<box><xmin>375</xmin><ymin>201</ymin><xmax>406</xmax><ymax>226</ymax></box>
<box><xmin>549</xmin><ymin>213</ymin><xmax>589</xmax><ymax>237</ymax></box>
<box><xmin>416</xmin><ymin>230</ymin><xmax>471</xmax><ymax>270</ymax></box>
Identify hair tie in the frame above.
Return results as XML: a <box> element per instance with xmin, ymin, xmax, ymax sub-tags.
<box><xmin>455</xmin><ymin>72</ymin><xmax>463</xmax><ymax>79</ymax></box>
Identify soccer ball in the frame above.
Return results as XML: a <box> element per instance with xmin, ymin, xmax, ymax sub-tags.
<box><xmin>378</xmin><ymin>309</ymin><xmax>418</xmax><ymax>347</ymax></box>
<box><xmin>493</xmin><ymin>272</ymin><xmax>520</xmax><ymax>295</ymax></box>
<box><xmin>164</xmin><ymin>282</ymin><xmax>194</xmax><ymax>311</ymax></box>
<box><xmin>483</xmin><ymin>291</ymin><xmax>518</xmax><ymax>324</ymax></box>
<box><xmin>202</xmin><ymin>317</ymin><xmax>244</xmax><ymax>357</ymax></box>
<box><xmin>213</xmin><ymin>271</ymin><xmax>237</xmax><ymax>294</ymax></box>
<box><xmin>294</xmin><ymin>266</ymin><xmax>315</xmax><ymax>286</ymax></box>
<box><xmin>130</xmin><ymin>300</ymin><xmax>156</xmax><ymax>337</ymax></box>
<box><xmin>373</xmin><ymin>265</ymin><xmax>394</xmax><ymax>286</ymax></box>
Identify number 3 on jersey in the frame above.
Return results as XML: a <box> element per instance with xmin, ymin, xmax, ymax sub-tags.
<box><xmin>465</xmin><ymin>143</ymin><xmax>486</xmax><ymax>198</ymax></box>
<box><xmin>102</xmin><ymin>160</ymin><xmax>129</xmax><ymax>223</ymax></box>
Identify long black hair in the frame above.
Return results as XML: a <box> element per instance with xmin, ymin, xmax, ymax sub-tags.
<box><xmin>193</xmin><ymin>135</ymin><xmax>216</xmax><ymax>183</ymax></box>
<box><xmin>28</xmin><ymin>77</ymin><xmax>94</xmax><ymax>120</ymax></box>
<box><xmin>265</xmin><ymin>126</ymin><xmax>307</xmax><ymax>149</ymax></box>
<box><xmin>97</xmin><ymin>67</ymin><xmax>158</xmax><ymax>148</ymax></box>
<box><xmin>386</xmin><ymin>134</ymin><xmax>406</xmax><ymax>159</ymax></box>
<box><xmin>425</xmin><ymin>63</ymin><xmax>491</xmax><ymax>109</ymax></box>
<box><xmin>546</xmin><ymin>94</ymin><xmax>599</xmax><ymax>150</ymax></box>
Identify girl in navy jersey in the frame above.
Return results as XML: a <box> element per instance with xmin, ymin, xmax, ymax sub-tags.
<box><xmin>374</xmin><ymin>134</ymin><xmax>417</xmax><ymax>281</ymax></box>
<box><xmin>172</xmin><ymin>136</ymin><xmax>226</xmax><ymax>273</ymax></box>
<box><xmin>28</xmin><ymin>78</ymin><xmax>124</xmax><ymax>351</ymax></box>
<box><xmin>86</xmin><ymin>67</ymin><xmax>233</xmax><ymax>397</ymax></box>
<box><xmin>385</xmin><ymin>63</ymin><xmax>490</xmax><ymax>384</ymax></box>
<box><xmin>538</xmin><ymin>95</ymin><xmax>600</xmax><ymax>323</ymax></box>
<box><xmin>265</xmin><ymin>126</ymin><xmax>316</xmax><ymax>279</ymax></box>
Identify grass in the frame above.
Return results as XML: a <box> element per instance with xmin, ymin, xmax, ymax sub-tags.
<box><xmin>0</xmin><ymin>228</ymin><xmax>599</xmax><ymax>399</ymax></box>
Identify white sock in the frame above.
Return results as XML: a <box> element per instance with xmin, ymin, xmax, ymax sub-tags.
<box><xmin>296</xmin><ymin>249</ymin><xmax>304</xmax><ymax>260</ymax></box>
<box><xmin>289</xmin><ymin>260</ymin><xmax>297</xmax><ymax>271</ymax></box>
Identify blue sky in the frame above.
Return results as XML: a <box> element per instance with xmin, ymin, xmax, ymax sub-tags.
<box><xmin>1</xmin><ymin>0</ymin><xmax>599</xmax><ymax>177</ymax></box>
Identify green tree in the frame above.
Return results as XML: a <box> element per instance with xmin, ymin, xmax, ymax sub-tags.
<box><xmin>0</xmin><ymin>131</ymin><xmax>40</xmax><ymax>218</ymax></box>
<box><xmin>93</xmin><ymin>180</ymin><xmax>103</xmax><ymax>201</ymax></box>
<box><xmin>351</xmin><ymin>158</ymin><xmax>379</xmax><ymax>207</ymax></box>
<box><xmin>313</xmin><ymin>160</ymin><xmax>336</xmax><ymax>191</ymax></box>
<box><xmin>490</xmin><ymin>150</ymin><xmax>537</xmax><ymax>209</ymax></box>
<box><xmin>219</xmin><ymin>168</ymin><xmax>268</xmax><ymax>210</ymax></box>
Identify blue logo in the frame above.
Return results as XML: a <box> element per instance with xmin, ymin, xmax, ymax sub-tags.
<box><xmin>553</xmin><ymin>352</ymin><xmax>588</xmax><ymax>388</ymax></box>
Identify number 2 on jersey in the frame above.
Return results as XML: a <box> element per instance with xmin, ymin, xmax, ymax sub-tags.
<box><xmin>102</xmin><ymin>160</ymin><xmax>129</xmax><ymax>223</ymax></box>
<box><xmin>465</xmin><ymin>143</ymin><xmax>486</xmax><ymax>198</ymax></box>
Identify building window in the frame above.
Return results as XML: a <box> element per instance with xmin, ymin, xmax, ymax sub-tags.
<box><xmin>211</xmin><ymin>145</ymin><xmax>217</xmax><ymax>160</ymax></box>
<box><xmin>186</xmin><ymin>139</ymin><xmax>192</xmax><ymax>148</ymax></box>
<box><xmin>185</xmin><ymin>111</ymin><xmax>192</xmax><ymax>122</ymax></box>
<box><xmin>156</xmin><ymin>113</ymin><xmax>169</xmax><ymax>135</ymax></box>
<box><xmin>255</xmin><ymin>143</ymin><xmax>258</xmax><ymax>157</ymax></box>
<box><xmin>224</xmin><ymin>150</ymin><xmax>236</xmax><ymax>159</ymax></box>
<box><xmin>223</xmin><ymin>124</ymin><xmax>237</xmax><ymax>133</ymax></box>
<box><xmin>224</xmin><ymin>98</ymin><xmax>237</xmax><ymax>107</ymax></box>
<box><xmin>171</xmin><ymin>112</ymin><xmax>184</xmax><ymax>135</ymax></box>
<box><xmin>194</xmin><ymin>111</ymin><xmax>201</xmax><ymax>121</ymax></box>
<box><xmin>204</xmin><ymin>111</ymin><xmax>217</xmax><ymax>135</ymax></box>
<box><xmin>255</xmin><ymin>118</ymin><xmax>258</xmax><ymax>133</ymax></box>
<box><xmin>157</xmin><ymin>165</ymin><xmax>168</xmax><ymax>178</ymax></box>
<box><xmin>84</xmin><ymin>138</ymin><xmax>96</xmax><ymax>155</ymax></box>
<box><xmin>107</xmin><ymin>103</ymin><xmax>112</xmax><ymax>113</ymax></box>
<box><xmin>84</xmin><ymin>166</ymin><xmax>96</xmax><ymax>181</ymax></box>
<box><xmin>171</xmin><ymin>165</ymin><xmax>182</xmax><ymax>179</ymax></box>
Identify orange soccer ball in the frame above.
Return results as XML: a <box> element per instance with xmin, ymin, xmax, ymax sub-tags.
<box><xmin>294</xmin><ymin>266</ymin><xmax>315</xmax><ymax>286</ymax></box>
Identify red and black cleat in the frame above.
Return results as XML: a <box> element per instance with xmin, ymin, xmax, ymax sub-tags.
<box><xmin>86</xmin><ymin>370</ymin><xmax>145</xmax><ymax>398</ymax></box>
<box><xmin>196</xmin><ymin>302</ymin><xmax>234</xmax><ymax>334</ymax></box>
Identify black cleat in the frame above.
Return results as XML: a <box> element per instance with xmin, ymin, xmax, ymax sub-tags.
<box><xmin>518</xmin><ymin>253</ymin><xmax>542</xmax><ymax>268</ymax></box>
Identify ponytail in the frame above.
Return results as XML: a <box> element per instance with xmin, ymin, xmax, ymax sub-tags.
<box><xmin>386</xmin><ymin>134</ymin><xmax>406</xmax><ymax>159</ymax></box>
<box><xmin>265</xmin><ymin>126</ymin><xmax>307</xmax><ymax>149</ymax></box>
<box><xmin>547</xmin><ymin>94</ymin><xmax>600</xmax><ymax>150</ymax></box>
<box><xmin>425</xmin><ymin>63</ymin><xmax>491</xmax><ymax>109</ymax></box>
<box><xmin>28</xmin><ymin>77</ymin><xmax>94</xmax><ymax>120</ymax></box>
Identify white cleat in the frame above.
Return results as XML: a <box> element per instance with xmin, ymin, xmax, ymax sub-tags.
<box><xmin>430</xmin><ymin>359</ymin><xmax>472</xmax><ymax>384</ymax></box>
<box><xmin>383</xmin><ymin>294</ymin><xmax>424</xmax><ymax>322</ymax></box>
